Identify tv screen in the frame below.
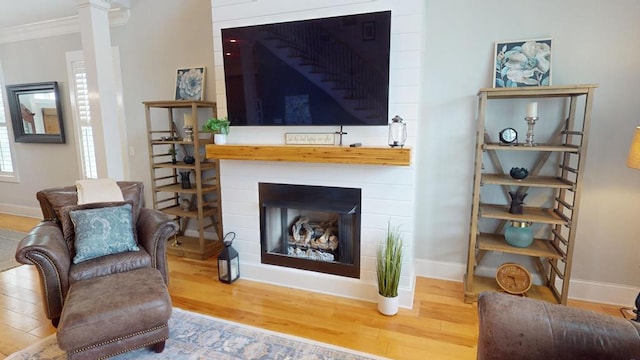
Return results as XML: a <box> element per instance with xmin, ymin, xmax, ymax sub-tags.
<box><xmin>221</xmin><ymin>11</ymin><xmax>391</xmax><ymax>126</ymax></box>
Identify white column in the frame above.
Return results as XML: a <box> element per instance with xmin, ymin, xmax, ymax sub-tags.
<box><xmin>75</xmin><ymin>0</ymin><xmax>126</xmax><ymax>180</ymax></box>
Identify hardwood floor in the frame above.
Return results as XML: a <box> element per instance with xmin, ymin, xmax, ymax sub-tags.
<box><xmin>0</xmin><ymin>214</ymin><xmax>41</xmax><ymax>233</ymax></box>
<box><xmin>0</xmin><ymin>214</ymin><xmax>626</xmax><ymax>359</ymax></box>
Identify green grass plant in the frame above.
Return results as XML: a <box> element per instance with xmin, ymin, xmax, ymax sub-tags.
<box><xmin>377</xmin><ymin>222</ymin><xmax>403</xmax><ymax>298</ymax></box>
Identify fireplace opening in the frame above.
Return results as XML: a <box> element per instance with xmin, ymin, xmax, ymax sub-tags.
<box><xmin>259</xmin><ymin>183</ymin><xmax>361</xmax><ymax>278</ymax></box>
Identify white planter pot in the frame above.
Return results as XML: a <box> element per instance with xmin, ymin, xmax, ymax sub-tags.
<box><xmin>377</xmin><ymin>294</ymin><xmax>399</xmax><ymax>316</ymax></box>
<box><xmin>214</xmin><ymin>134</ymin><xmax>227</xmax><ymax>145</ymax></box>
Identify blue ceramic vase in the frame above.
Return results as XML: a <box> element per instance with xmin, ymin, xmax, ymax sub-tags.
<box><xmin>504</xmin><ymin>221</ymin><xmax>534</xmax><ymax>248</ymax></box>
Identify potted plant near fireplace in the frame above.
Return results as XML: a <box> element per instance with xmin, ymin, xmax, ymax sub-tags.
<box><xmin>376</xmin><ymin>221</ymin><xmax>403</xmax><ymax>316</ymax></box>
<box><xmin>202</xmin><ymin>116</ymin><xmax>230</xmax><ymax>145</ymax></box>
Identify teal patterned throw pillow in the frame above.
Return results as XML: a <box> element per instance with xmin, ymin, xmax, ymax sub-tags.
<box><xmin>70</xmin><ymin>203</ymin><xmax>139</xmax><ymax>264</ymax></box>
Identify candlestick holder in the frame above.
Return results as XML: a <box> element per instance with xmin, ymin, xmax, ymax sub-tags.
<box><xmin>524</xmin><ymin>116</ymin><xmax>539</xmax><ymax>146</ymax></box>
<box><xmin>183</xmin><ymin>126</ymin><xmax>194</xmax><ymax>142</ymax></box>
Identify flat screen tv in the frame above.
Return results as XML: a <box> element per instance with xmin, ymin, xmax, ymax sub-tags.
<box><xmin>221</xmin><ymin>11</ymin><xmax>391</xmax><ymax>126</ymax></box>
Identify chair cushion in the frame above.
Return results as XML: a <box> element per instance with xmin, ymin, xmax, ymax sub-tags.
<box><xmin>69</xmin><ymin>247</ymin><xmax>152</xmax><ymax>283</ymax></box>
<box><xmin>60</xmin><ymin>201</ymin><xmax>139</xmax><ymax>256</ymax></box>
<box><xmin>68</xmin><ymin>203</ymin><xmax>139</xmax><ymax>264</ymax></box>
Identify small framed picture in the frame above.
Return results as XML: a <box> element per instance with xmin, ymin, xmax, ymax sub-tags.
<box><xmin>175</xmin><ymin>66</ymin><xmax>206</xmax><ymax>101</ymax></box>
<box><xmin>493</xmin><ymin>38</ymin><xmax>552</xmax><ymax>88</ymax></box>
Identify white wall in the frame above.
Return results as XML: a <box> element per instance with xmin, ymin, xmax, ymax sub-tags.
<box><xmin>416</xmin><ymin>0</ymin><xmax>640</xmax><ymax>305</ymax></box>
<box><xmin>0</xmin><ymin>33</ymin><xmax>82</xmax><ymax>216</ymax></box>
<box><xmin>110</xmin><ymin>0</ymin><xmax>216</xmax><ymax>204</ymax></box>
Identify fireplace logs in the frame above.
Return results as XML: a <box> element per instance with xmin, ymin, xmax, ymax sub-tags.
<box><xmin>290</xmin><ymin>216</ymin><xmax>339</xmax><ymax>252</ymax></box>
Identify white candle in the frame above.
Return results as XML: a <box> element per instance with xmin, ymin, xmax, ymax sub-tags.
<box><xmin>526</xmin><ymin>102</ymin><xmax>538</xmax><ymax>118</ymax></box>
<box><xmin>184</xmin><ymin>114</ymin><xmax>193</xmax><ymax>127</ymax></box>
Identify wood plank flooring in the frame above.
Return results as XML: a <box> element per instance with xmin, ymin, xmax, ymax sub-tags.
<box><xmin>0</xmin><ymin>213</ymin><xmax>627</xmax><ymax>359</ymax></box>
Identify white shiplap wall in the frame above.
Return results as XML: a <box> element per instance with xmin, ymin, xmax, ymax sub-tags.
<box><xmin>210</xmin><ymin>0</ymin><xmax>424</xmax><ymax>307</ymax></box>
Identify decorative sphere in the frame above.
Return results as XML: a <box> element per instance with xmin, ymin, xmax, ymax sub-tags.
<box><xmin>509</xmin><ymin>167</ymin><xmax>529</xmax><ymax>180</ymax></box>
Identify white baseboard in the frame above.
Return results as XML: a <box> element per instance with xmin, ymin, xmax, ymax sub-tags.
<box><xmin>0</xmin><ymin>204</ymin><xmax>42</xmax><ymax>219</ymax></box>
<box><xmin>562</xmin><ymin>279</ymin><xmax>638</xmax><ymax>307</ymax></box>
<box><xmin>415</xmin><ymin>258</ymin><xmax>638</xmax><ymax>307</ymax></box>
<box><xmin>414</xmin><ymin>257</ymin><xmax>466</xmax><ymax>282</ymax></box>
<box><xmin>182</xmin><ymin>228</ymin><xmax>218</xmax><ymax>240</ymax></box>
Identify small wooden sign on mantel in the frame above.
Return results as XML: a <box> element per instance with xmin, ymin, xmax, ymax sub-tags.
<box><xmin>285</xmin><ymin>133</ymin><xmax>336</xmax><ymax>145</ymax></box>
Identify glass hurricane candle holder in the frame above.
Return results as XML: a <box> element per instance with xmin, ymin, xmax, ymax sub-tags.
<box><xmin>388</xmin><ymin>115</ymin><xmax>407</xmax><ymax>148</ymax></box>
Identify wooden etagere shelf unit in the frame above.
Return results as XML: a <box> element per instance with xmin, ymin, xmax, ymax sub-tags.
<box><xmin>144</xmin><ymin>100</ymin><xmax>223</xmax><ymax>260</ymax></box>
<box><xmin>464</xmin><ymin>84</ymin><xmax>597</xmax><ymax>305</ymax></box>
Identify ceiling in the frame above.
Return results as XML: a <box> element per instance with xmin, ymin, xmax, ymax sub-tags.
<box><xmin>0</xmin><ymin>1</ymin><xmax>78</xmax><ymax>29</ymax></box>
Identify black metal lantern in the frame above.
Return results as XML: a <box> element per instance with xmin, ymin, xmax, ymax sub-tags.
<box><xmin>218</xmin><ymin>232</ymin><xmax>239</xmax><ymax>284</ymax></box>
<box><xmin>388</xmin><ymin>115</ymin><xmax>407</xmax><ymax>148</ymax></box>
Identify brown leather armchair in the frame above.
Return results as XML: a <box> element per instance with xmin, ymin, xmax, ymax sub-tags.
<box><xmin>477</xmin><ymin>291</ymin><xmax>640</xmax><ymax>360</ymax></box>
<box><xmin>15</xmin><ymin>182</ymin><xmax>177</xmax><ymax>327</ymax></box>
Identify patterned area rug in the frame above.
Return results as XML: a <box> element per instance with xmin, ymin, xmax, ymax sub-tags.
<box><xmin>0</xmin><ymin>229</ymin><xmax>24</xmax><ymax>272</ymax></box>
<box><xmin>7</xmin><ymin>307</ymin><xmax>387</xmax><ymax>360</ymax></box>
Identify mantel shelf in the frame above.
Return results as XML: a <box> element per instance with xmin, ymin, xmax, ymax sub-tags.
<box><xmin>205</xmin><ymin>144</ymin><xmax>411</xmax><ymax>166</ymax></box>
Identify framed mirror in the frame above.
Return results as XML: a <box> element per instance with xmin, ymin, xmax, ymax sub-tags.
<box><xmin>6</xmin><ymin>81</ymin><xmax>65</xmax><ymax>143</ymax></box>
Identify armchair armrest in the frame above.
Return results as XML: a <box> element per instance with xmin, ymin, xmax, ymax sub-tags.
<box><xmin>477</xmin><ymin>291</ymin><xmax>640</xmax><ymax>360</ymax></box>
<box><xmin>136</xmin><ymin>208</ymin><xmax>178</xmax><ymax>284</ymax></box>
<box><xmin>15</xmin><ymin>221</ymin><xmax>71</xmax><ymax>325</ymax></box>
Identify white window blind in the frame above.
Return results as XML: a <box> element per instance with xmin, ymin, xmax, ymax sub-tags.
<box><xmin>71</xmin><ymin>61</ymin><xmax>98</xmax><ymax>179</ymax></box>
<box><xmin>0</xmin><ymin>85</ymin><xmax>15</xmax><ymax>175</ymax></box>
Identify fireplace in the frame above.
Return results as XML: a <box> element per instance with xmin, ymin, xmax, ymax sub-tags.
<box><xmin>259</xmin><ymin>183</ymin><xmax>361</xmax><ymax>278</ymax></box>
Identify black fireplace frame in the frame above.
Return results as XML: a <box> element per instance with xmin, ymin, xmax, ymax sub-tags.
<box><xmin>259</xmin><ymin>183</ymin><xmax>361</xmax><ymax>278</ymax></box>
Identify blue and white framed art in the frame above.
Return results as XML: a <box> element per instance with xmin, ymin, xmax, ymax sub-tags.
<box><xmin>175</xmin><ymin>66</ymin><xmax>206</xmax><ymax>101</ymax></box>
<box><xmin>494</xmin><ymin>38</ymin><xmax>552</xmax><ymax>88</ymax></box>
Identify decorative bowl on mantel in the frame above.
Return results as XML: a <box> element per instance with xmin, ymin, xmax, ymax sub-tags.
<box><xmin>509</xmin><ymin>167</ymin><xmax>529</xmax><ymax>180</ymax></box>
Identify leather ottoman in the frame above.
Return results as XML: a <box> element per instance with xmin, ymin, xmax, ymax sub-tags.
<box><xmin>57</xmin><ymin>268</ymin><xmax>172</xmax><ymax>360</ymax></box>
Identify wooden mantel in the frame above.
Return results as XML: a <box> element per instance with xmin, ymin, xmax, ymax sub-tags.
<box><xmin>205</xmin><ymin>144</ymin><xmax>411</xmax><ymax>166</ymax></box>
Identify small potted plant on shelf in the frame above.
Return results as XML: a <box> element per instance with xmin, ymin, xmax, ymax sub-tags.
<box><xmin>376</xmin><ymin>221</ymin><xmax>403</xmax><ymax>316</ymax></box>
<box><xmin>202</xmin><ymin>116</ymin><xmax>230</xmax><ymax>145</ymax></box>
<box><xmin>167</xmin><ymin>148</ymin><xmax>178</xmax><ymax>164</ymax></box>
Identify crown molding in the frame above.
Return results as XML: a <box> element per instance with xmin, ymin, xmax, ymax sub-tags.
<box><xmin>213</xmin><ymin>0</ymin><xmax>257</xmax><ymax>8</ymax></box>
<box><xmin>0</xmin><ymin>7</ymin><xmax>130</xmax><ymax>45</ymax></box>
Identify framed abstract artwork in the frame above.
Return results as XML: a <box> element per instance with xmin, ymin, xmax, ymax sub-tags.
<box><xmin>493</xmin><ymin>38</ymin><xmax>552</xmax><ymax>88</ymax></box>
<box><xmin>175</xmin><ymin>66</ymin><xmax>205</xmax><ymax>101</ymax></box>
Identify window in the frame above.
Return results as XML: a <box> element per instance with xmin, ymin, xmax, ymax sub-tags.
<box><xmin>67</xmin><ymin>53</ymin><xmax>98</xmax><ymax>179</ymax></box>
<box><xmin>0</xmin><ymin>66</ymin><xmax>17</xmax><ymax>181</ymax></box>
<box><xmin>0</xmin><ymin>88</ymin><xmax>14</xmax><ymax>173</ymax></box>
<box><xmin>66</xmin><ymin>49</ymin><xmax>126</xmax><ymax>180</ymax></box>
